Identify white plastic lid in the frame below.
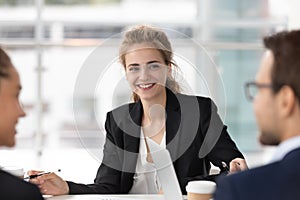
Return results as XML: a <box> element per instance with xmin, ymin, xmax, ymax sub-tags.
<box><xmin>186</xmin><ymin>180</ymin><xmax>216</xmax><ymax>194</ymax></box>
<box><xmin>2</xmin><ymin>166</ymin><xmax>24</xmax><ymax>177</ymax></box>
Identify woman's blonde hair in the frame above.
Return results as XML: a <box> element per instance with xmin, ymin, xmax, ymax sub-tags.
<box><xmin>119</xmin><ymin>25</ymin><xmax>181</xmax><ymax>102</ymax></box>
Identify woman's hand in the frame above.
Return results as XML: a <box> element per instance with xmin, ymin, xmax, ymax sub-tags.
<box><xmin>28</xmin><ymin>170</ymin><xmax>69</xmax><ymax>196</ymax></box>
<box><xmin>229</xmin><ymin>158</ymin><xmax>248</xmax><ymax>174</ymax></box>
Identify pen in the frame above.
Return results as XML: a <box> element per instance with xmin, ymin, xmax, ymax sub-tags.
<box><xmin>24</xmin><ymin>169</ymin><xmax>61</xmax><ymax>180</ymax></box>
<box><xmin>221</xmin><ymin>161</ymin><xmax>230</xmax><ymax>173</ymax></box>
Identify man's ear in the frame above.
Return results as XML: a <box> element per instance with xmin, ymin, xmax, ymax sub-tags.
<box><xmin>277</xmin><ymin>85</ymin><xmax>297</xmax><ymax>117</ymax></box>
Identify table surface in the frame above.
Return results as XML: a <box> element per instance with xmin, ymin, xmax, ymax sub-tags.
<box><xmin>45</xmin><ymin>194</ymin><xmax>188</xmax><ymax>200</ymax></box>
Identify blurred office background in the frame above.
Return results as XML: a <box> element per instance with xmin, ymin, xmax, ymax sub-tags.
<box><xmin>0</xmin><ymin>0</ymin><xmax>297</xmax><ymax>183</ymax></box>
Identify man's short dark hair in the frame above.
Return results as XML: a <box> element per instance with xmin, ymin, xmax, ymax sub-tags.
<box><xmin>264</xmin><ymin>30</ymin><xmax>300</xmax><ymax>102</ymax></box>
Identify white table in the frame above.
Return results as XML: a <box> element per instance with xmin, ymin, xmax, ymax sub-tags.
<box><xmin>45</xmin><ymin>194</ymin><xmax>188</xmax><ymax>200</ymax></box>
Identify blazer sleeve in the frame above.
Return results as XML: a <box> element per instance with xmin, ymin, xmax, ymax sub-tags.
<box><xmin>0</xmin><ymin>170</ymin><xmax>44</xmax><ymax>200</ymax></box>
<box><xmin>213</xmin><ymin>175</ymin><xmax>236</xmax><ymax>200</ymax></box>
<box><xmin>68</xmin><ymin>112</ymin><xmax>123</xmax><ymax>194</ymax></box>
<box><xmin>199</xmin><ymin>98</ymin><xmax>244</xmax><ymax>170</ymax></box>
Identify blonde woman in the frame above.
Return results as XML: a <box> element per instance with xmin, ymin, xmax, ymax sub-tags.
<box><xmin>29</xmin><ymin>25</ymin><xmax>247</xmax><ymax>196</ymax></box>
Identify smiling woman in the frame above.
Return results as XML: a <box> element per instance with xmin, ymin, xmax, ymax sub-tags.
<box><xmin>124</xmin><ymin>45</ymin><xmax>170</xmax><ymax>104</ymax></box>
<box><xmin>0</xmin><ymin>47</ymin><xmax>43</xmax><ymax>199</ymax></box>
<box><xmin>27</xmin><ymin>25</ymin><xmax>247</xmax><ymax>196</ymax></box>
<box><xmin>0</xmin><ymin>48</ymin><xmax>25</xmax><ymax>147</ymax></box>
<box><xmin>119</xmin><ymin>25</ymin><xmax>181</xmax><ymax>102</ymax></box>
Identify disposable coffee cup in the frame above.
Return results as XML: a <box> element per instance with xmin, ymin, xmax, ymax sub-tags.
<box><xmin>2</xmin><ymin>166</ymin><xmax>25</xmax><ymax>179</ymax></box>
<box><xmin>186</xmin><ymin>180</ymin><xmax>216</xmax><ymax>200</ymax></box>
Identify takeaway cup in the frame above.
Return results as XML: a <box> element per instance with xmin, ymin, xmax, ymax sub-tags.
<box><xmin>186</xmin><ymin>180</ymin><xmax>216</xmax><ymax>200</ymax></box>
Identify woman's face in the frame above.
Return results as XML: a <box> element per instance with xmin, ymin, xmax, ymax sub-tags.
<box><xmin>0</xmin><ymin>67</ymin><xmax>26</xmax><ymax>147</ymax></box>
<box><xmin>125</xmin><ymin>43</ymin><xmax>170</xmax><ymax>102</ymax></box>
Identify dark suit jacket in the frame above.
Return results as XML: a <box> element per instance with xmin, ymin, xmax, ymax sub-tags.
<box><xmin>68</xmin><ymin>89</ymin><xmax>243</xmax><ymax>194</ymax></box>
<box><xmin>0</xmin><ymin>169</ymin><xmax>44</xmax><ymax>200</ymax></box>
<box><xmin>214</xmin><ymin>147</ymin><xmax>300</xmax><ymax>200</ymax></box>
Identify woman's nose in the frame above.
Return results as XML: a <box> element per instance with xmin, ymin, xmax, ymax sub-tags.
<box><xmin>139</xmin><ymin>67</ymin><xmax>150</xmax><ymax>80</ymax></box>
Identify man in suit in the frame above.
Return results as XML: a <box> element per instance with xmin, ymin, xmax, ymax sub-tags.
<box><xmin>214</xmin><ymin>30</ymin><xmax>300</xmax><ymax>200</ymax></box>
<box><xmin>0</xmin><ymin>47</ymin><xmax>44</xmax><ymax>199</ymax></box>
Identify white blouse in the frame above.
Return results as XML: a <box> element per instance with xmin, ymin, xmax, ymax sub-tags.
<box><xmin>129</xmin><ymin>130</ymin><xmax>166</xmax><ymax>194</ymax></box>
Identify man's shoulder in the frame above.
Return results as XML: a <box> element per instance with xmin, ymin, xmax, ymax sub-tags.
<box><xmin>218</xmin><ymin>158</ymin><xmax>299</xmax><ymax>188</ymax></box>
<box><xmin>226</xmin><ymin>162</ymin><xmax>282</xmax><ymax>181</ymax></box>
<box><xmin>215</xmin><ymin>159</ymin><xmax>300</xmax><ymax>200</ymax></box>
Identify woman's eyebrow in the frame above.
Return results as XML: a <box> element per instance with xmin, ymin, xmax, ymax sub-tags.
<box><xmin>127</xmin><ymin>60</ymin><xmax>161</xmax><ymax>68</ymax></box>
<box><xmin>127</xmin><ymin>63</ymin><xmax>140</xmax><ymax>67</ymax></box>
<box><xmin>146</xmin><ymin>60</ymin><xmax>161</xmax><ymax>64</ymax></box>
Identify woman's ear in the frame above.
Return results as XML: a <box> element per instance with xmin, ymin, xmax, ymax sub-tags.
<box><xmin>167</xmin><ymin>63</ymin><xmax>172</xmax><ymax>75</ymax></box>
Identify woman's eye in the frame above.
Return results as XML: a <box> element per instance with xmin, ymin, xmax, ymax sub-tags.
<box><xmin>128</xmin><ymin>67</ymin><xmax>140</xmax><ymax>72</ymax></box>
<box><xmin>148</xmin><ymin>63</ymin><xmax>161</xmax><ymax>70</ymax></box>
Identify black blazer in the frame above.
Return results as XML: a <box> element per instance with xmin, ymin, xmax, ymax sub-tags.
<box><xmin>214</xmin><ymin>147</ymin><xmax>300</xmax><ymax>200</ymax></box>
<box><xmin>68</xmin><ymin>89</ymin><xmax>244</xmax><ymax>194</ymax></box>
<box><xmin>0</xmin><ymin>169</ymin><xmax>44</xmax><ymax>200</ymax></box>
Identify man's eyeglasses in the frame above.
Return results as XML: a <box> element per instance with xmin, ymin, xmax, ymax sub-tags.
<box><xmin>244</xmin><ymin>81</ymin><xmax>274</xmax><ymax>101</ymax></box>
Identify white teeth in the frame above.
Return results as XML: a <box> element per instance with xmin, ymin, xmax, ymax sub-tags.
<box><xmin>139</xmin><ymin>83</ymin><xmax>153</xmax><ymax>88</ymax></box>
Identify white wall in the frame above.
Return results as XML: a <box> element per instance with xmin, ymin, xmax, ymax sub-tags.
<box><xmin>287</xmin><ymin>0</ymin><xmax>300</xmax><ymax>29</ymax></box>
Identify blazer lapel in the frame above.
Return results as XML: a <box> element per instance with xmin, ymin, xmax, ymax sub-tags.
<box><xmin>165</xmin><ymin>90</ymin><xmax>201</xmax><ymax>166</ymax></box>
<box><xmin>123</xmin><ymin>102</ymin><xmax>143</xmax><ymax>152</ymax></box>
<box><xmin>165</xmin><ymin>90</ymin><xmax>182</xmax><ymax>162</ymax></box>
<box><xmin>120</xmin><ymin>102</ymin><xmax>142</xmax><ymax>192</ymax></box>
